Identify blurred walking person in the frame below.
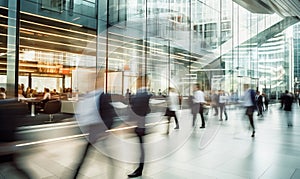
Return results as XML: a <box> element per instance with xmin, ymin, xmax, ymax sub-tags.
<box><xmin>73</xmin><ymin>90</ymin><xmax>118</xmax><ymax>178</ymax></box>
<box><xmin>218</xmin><ymin>90</ymin><xmax>228</xmax><ymax>121</ymax></box>
<box><xmin>282</xmin><ymin>90</ymin><xmax>294</xmax><ymax>127</ymax></box>
<box><xmin>72</xmin><ymin>70</ymin><xmax>118</xmax><ymax>179</ymax></box>
<box><xmin>255</xmin><ymin>91</ymin><xmax>264</xmax><ymax>117</ymax></box>
<box><xmin>242</xmin><ymin>84</ymin><xmax>256</xmax><ymax>137</ymax></box>
<box><xmin>191</xmin><ymin>83</ymin><xmax>206</xmax><ymax>128</ymax></box>
<box><xmin>210</xmin><ymin>90</ymin><xmax>219</xmax><ymax>116</ymax></box>
<box><xmin>262</xmin><ymin>93</ymin><xmax>269</xmax><ymax>111</ymax></box>
<box><xmin>165</xmin><ymin>87</ymin><xmax>180</xmax><ymax>134</ymax></box>
<box><xmin>127</xmin><ymin>75</ymin><xmax>152</xmax><ymax>178</ymax></box>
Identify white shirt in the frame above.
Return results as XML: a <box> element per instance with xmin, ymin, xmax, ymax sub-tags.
<box><xmin>0</xmin><ymin>92</ymin><xmax>6</xmax><ymax>99</ymax></box>
<box><xmin>43</xmin><ymin>92</ymin><xmax>51</xmax><ymax>100</ymax></box>
<box><xmin>193</xmin><ymin>90</ymin><xmax>206</xmax><ymax>103</ymax></box>
<box><xmin>219</xmin><ymin>94</ymin><xmax>228</xmax><ymax>104</ymax></box>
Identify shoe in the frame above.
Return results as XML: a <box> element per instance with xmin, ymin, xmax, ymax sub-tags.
<box><xmin>251</xmin><ymin>131</ymin><xmax>255</xmax><ymax>137</ymax></box>
<box><xmin>219</xmin><ymin>119</ymin><xmax>223</xmax><ymax>121</ymax></box>
<box><xmin>128</xmin><ymin>171</ymin><xmax>142</xmax><ymax>178</ymax></box>
<box><xmin>174</xmin><ymin>126</ymin><xmax>179</xmax><ymax>129</ymax></box>
<box><xmin>199</xmin><ymin>126</ymin><xmax>205</xmax><ymax>129</ymax></box>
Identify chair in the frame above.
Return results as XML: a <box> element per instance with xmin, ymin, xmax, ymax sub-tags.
<box><xmin>42</xmin><ymin>100</ymin><xmax>62</xmax><ymax>122</ymax></box>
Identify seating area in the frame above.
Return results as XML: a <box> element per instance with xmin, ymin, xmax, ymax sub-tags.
<box><xmin>39</xmin><ymin>100</ymin><xmax>62</xmax><ymax>122</ymax></box>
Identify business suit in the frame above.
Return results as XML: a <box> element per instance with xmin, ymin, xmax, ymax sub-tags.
<box><xmin>282</xmin><ymin>91</ymin><xmax>293</xmax><ymax>127</ymax></box>
<box><xmin>73</xmin><ymin>90</ymin><xmax>117</xmax><ymax>178</ymax></box>
<box><xmin>128</xmin><ymin>87</ymin><xmax>151</xmax><ymax>178</ymax></box>
<box><xmin>242</xmin><ymin>85</ymin><xmax>256</xmax><ymax>137</ymax></box>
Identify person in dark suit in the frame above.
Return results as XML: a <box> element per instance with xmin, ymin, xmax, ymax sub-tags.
<box><xmin>262</xmin><ymin>93</ymin><xmax>269</xmax><ymax>111</ymax></box>
<box><xmin>73</xmin><ymin>69</ymin><xmax>118</xmax><ymax>178</ymax></box>
<box><xmin>255</xmin><ymin>91</ymin><xmax>264</xmax><ymax>117</ymax></box>
<box><xmin>127</xmin><ymin>75</ymin><xmax>152</xmax><ymax>178</ymax></box>
<box><xmin>282</xmin><ymin>90</ymin><xmax>294</xmax><ymax>127</ymax></box>
<box><xmin>242</xmin><ymin>84</ymin><xmax>256</xmax><ymax>137</ymax></box>
<box><xmin>0</xmin><ymin>99</ymin><xmax>31</xmax><ymax>178</ymax></box>
<box><xmin>73</xmin><ymin>90</ymin><xmax>118</xmax><ymax>178</ymax></box>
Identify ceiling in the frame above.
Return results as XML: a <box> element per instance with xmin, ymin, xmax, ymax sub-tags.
<box><xmin>233</xmin><ymin>0</ymin><xmax>300</xmax><ymax>19</ymax></box>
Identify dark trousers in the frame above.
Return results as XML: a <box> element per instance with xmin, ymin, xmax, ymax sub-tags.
<box><xmin>193</xmin><ymin>104</ymin><xmax>205</xmax><ymax>127</ymax></box>
<box><xmin>219</xmin><ymin>103</ymin><xmax>227</xmax><ymax>120</ymax></box>
<box><xmin>212</xmin><ymin>105</ymin><xmax>218</xmax><ymax>115</ymax></box>
<box><xmin>246</xmin><ymin>107</ymin><xmax>255</xmax><ymax>131</ymax></box>
<box><xmin>257</xmin><ymin>104</ymin><xmax>263</xmax><ymax>115</ymax></box>
<box><xmin>135</xmin><ymin>127</ymin><xmax>145</xmax><ymax>173</ymax></box>
<box><xmin>166</xmin><ymin>108</ymin><xmax>179</xmax><ymax>132</ymax></box>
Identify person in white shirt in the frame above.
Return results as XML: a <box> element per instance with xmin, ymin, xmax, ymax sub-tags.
<box><xmin>0</xmin><ymin>87</ymin><xmax>6</xmax><ymax>99</ymax></box>
<box><xmin>43</xmin><ymin>88</ymin><xmax>51</xmax><ymax>100</ymax></box>
<box><xmin>165</xmin><ymin>87</ymin><xmax>180</xmax><ymax>133</ymax></box>
<box><xmin>218</xmin><ymin>90</ymin><xmax>228</xmax><ymax>121</ymax></box>
<box><xmin>38</xmin><ymin>88</ymin><xmax>51</xmax><ymax>110</ymax></box>
<box><xmin>192</xmin><ymin>83</ymin><xmax>206</xmax><ymax>128</ymax></box>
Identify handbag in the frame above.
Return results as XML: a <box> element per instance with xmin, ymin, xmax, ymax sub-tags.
<box><xmin>164</xmin><ymin>107</ymin><xmax>171</xmax><ymax>116</ymax></box>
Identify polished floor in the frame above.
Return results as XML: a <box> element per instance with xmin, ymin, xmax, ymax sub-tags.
<box><xmin>2</xmin><ymin>102</ymin><xmax>300</xmax><ymax>179</ymax></box>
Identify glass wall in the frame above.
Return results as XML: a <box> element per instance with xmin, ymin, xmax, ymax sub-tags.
<box><xmin>293</xmin><ymin>22</ymin><xmax>300</xmax><ymax>93</ymax></box>
<box><xmin>100</xmin><ymin>0</ymin><xmax>294</xmax><ymax>101</ymax></box>
<box><xmin>0</xmin><ymin>0</ymin><xmax>20</xmax><ymax>98</ymax></box>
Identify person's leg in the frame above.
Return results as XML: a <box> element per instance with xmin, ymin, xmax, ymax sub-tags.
<box><xmin>199</xmin><ymin>104</ymin><xmax>205</xmax><ymax>128</ymax></box>
<box><xmin>219</xmin><ymin>104</ymin><xmax>224</xmax><ymax>120</ymax></box>
<box><xmin>258</xmin><ymin>104</ymin><xmax>263</xmax><ymax>116</ymax></box>
<box><xmin>73</xmin><ymin>142</ymin><xmax>91</xmax><ymax>178</ymax></box>
<box><xmin>248</xmin><ymin>115</ymin><xmax>255</xmax><ymax>130</ymax></box>
<box><xmin>248</xmin><ymin>112</ymin><xmax>255</xmax><ymax>137</ymax></box>
<box><xmin>200</xmin><ymin>112</ymin><xmax>205</xmax><ymax>128</ymax></box>
<box><xmin>138</xmin><ymin>134</ymin><xmax>145</xmax><ymax>171</ymax></box>
<box><xmin>173</xmin><ymin>112</ymin><xmax>179</xmax><ymax>129</ymax></box>
<box><xmin>167</xmin><ymin>116</ymin><xmax>171</xmax><ymax>134</ymax></box>
<box><xmin>224</xmin><ymin>105</ymin><xmax>228</xmax><ymax>120</ymax></box>
<box><xmin>213</xmin><ymin>105</ymin><xmax>218</xmax><ymax>115</ymax></box>
<box><xmin>128</xmin><ymin>134</ymin><xmax>144</xmax><ymax>177</ymax></box>
<box><xmin>246</xmin><ymin>107</ymin><xmax>255</xmax><ymax>137</ymax></box>
<box><xmin>192</xmin><ymin>113</ymin><xmax>197</xmax><ymax>127</ymax></box>
<box><xmin>286</xmin><ymin>111</ymin><xmax>293</xmax><ymax>127</ymax></box>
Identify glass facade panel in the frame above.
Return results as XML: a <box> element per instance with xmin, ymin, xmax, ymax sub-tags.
<box><xmin>0</xmin><ymin>0</ymin><xmax>298</xmax><ymax>101</ymax></box>
<box><xmin>0</xmin><ymin>1</ymin><xmax>19</xmax><ymax>98</ymax></box>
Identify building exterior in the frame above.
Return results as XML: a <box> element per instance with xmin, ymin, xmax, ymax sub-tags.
<box><xmin>0</xmin><ymin>0</ymin><xmax>299</xmax><ymax>99</ymax></box>
<box><xmin>294</xmin><ymin>22</ymin><xmax>300</xmax><ymax>93</ymax></box>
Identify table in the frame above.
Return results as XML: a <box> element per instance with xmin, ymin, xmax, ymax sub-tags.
<box><xmin>19</xmin><ymin>97</ymin><xmax>42</xmax><ymax>116</ymax></box>
<box><xmin>61</xmin><ymin>100</ymin><xmax>78</xmax><ymax>114</ymax></box>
